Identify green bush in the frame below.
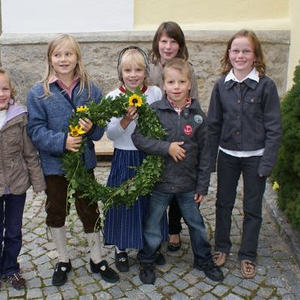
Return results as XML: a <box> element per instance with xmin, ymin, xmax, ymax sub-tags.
<box><xmin>272</xmin><ymin>63</ymin><xmax>300</xmax><ymax>231</ymax></box>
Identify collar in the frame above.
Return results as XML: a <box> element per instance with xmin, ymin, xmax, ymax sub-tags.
<box><xmin>224</xmin><ymin>68</ymin><xmax>259</xmax><ymax>90</ymax></box>
<box><xmin>167</xmin><ymin>97</ymin><xmax>192</xmax><ymax>115</ymax></box>
<box><xmin>118</xmin><ymin>85</ymin><xmax>148</xmax><ymax>94</ymax></box>
<box><xmin>49</xmin><ymin>75</ymin><xmax>80</xmax><ymax>86</ymax></box>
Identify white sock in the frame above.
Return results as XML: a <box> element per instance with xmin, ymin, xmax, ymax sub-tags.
<box><xmin>49</xmin><ymin>226</ymin><xmax>69</xmax><ymax>263</ymax></box>
<box><xmin>87</xmin><ymin>232</ymin><xmax>103</xmax><ymax>265</ymax></box>
<box><xmin>115</xmin><ymin>246</ymin><xmax>126</xmax><ymax>254</ymax></box>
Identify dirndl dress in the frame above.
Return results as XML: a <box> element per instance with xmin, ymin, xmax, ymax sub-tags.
<box><xmin>104</xmin><ymin>148</ymin><xmax>168</xmax><ymax>250</ymax></box>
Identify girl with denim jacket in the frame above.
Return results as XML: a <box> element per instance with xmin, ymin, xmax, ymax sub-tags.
<box><xmin>27</xmin><ymin>34</ymin><xmax>119</xmax><ymax>286</ymax></box>
<box><xmin>0</xmin><ymin>69</ymin><xmax>46</xmax><ymax>290</ymax></box>
<box><xmin>208</xmin><ymin>29</ymin><xmax>281</xmax><ymax>279</ymax></box>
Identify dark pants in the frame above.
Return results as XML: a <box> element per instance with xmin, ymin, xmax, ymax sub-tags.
<box><xmin>215</xmin><ymin>151</ymin><xmax>266</xmax><ymax>262</ymax></box>
<box><xmin>0</xmin><ymin>193</ymin><xmax>26</xmax><ymax>276</ymax></box>
<box><xmin>168</xmin><ymin>200</ymin><xmax>182</xmax><ymax>235</ymax></box>
<box><xmin>138</xmin><ymin>191</ymin><xmax>212</xmax><ymax>265</ymax></box>
<box><xmin>45</xmin><ymin>175</ymin><xmax>99</xmax><ymax>233</ymax></box>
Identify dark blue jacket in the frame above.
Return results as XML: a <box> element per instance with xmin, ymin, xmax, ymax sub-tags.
<box><xmin>27</xmin><ymin>81</ymin><xmax>103</xmax><ymax>175</ymax></box>
<box><xmin>132</xmin><ymin>96</ymin><xmax>210</xmax><ymax>195</ymax></box>
<box><xmin>208</xmin><ymin>75</ymin><xmax>281</xmax><ymax>176</ymax></box>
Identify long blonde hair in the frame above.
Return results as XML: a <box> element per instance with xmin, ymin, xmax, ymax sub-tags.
<box><xmin>42</xmin><ymin>34</ymin><xmax>91</xmax><ymax>97</ymax></box>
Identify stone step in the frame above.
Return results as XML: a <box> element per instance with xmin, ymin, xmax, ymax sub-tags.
<box><xmin>95</xmin><ymin>133</ymin><xmax>113</xmax><ymax>156</ymax></box>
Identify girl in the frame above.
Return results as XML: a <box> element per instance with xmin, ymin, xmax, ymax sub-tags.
<box><xmin>208</xmin><ymin>29</ymin><xmax>281</xmax><ymax>278</ymax></box>
<box><xmin>0</xmin><ymin>69</ymin><xmax>45</xmax><ymax>290</ymax></box>
<box><xmin>104</xmin><ymin>46</ymin><xmax>167</xmax><ymax>272</ymax></box>
<box><xmin>149</xmin><ymin>21</ymin><xmax>199</xmax><ymax>252</ymax></box>
<box><xmin>27</xmin><ymin>34</ymin><xmax>119</xmax><ymax>286</ymax></box>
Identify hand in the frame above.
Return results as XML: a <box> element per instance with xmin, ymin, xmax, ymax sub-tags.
<box><xmin>194</xmin><ymin>194</ymin><xmax>205</xmax><ymax>204</ymax></box>
<box><xmin>121</xmin><ymin>106</ymin><xmax>138</xmax><ymax>129</ymax></box>
<box><xmin>66</xmin><ymin>133</ymin><xmax>82</xmax><ymax>152</ymax></box>
<box><xmin>78</xmin><ymin>118</ymin><xmax>93</xmax><ymax>134</ymax></box>
<box><xmin>168</xmin><ymin>141</ymin><xmax>186</xmax><ymax>162</ymax></box>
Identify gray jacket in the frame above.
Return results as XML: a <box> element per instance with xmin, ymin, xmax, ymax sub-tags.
<box><xmin>132</xmin><ymin>96</ymin><xmax>210</xmax><ymax>195</ymax></box>
<box><xmin>208</xmin><ymin>75</ymin><xmax>281</xmax><ymax>176</ymax></box>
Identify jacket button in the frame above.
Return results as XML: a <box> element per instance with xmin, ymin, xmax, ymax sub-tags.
<box><xmin>237</xmin><ymin>100</ymin><xmax>241</xmax><ymax>104</ymax></box>
<box><xmin>236</xmin><ymin>131</ymin><xmax>240</xmax><ymax>135</ymax></box>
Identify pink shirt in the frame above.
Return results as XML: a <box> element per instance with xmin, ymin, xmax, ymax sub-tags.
<box><xmin>49</xmin><ymin>76</ymin><xmax>80</xmax><ymax>98</ymax></box>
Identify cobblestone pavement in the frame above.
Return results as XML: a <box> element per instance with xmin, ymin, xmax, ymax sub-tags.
<box><xmin>1</xmin><ymin>164</ymin><xmax>300</xmax><ymax>299</ymax></box>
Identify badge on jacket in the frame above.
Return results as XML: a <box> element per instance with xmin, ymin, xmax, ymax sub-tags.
<box><xmin>194</xmin><ymin>114</ymin><xmax>203</xmax><ymax>124</ymax></box>
<box><xmin>184</xmin><ymin>124</ymin><xmax>193</xmax><ymax>136</ymax></box>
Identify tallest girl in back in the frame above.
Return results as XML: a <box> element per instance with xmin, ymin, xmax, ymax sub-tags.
<box><xmin>149</xmin><ymin>21</ymin><xmax>199</xmax><ymax>252</ymax></box>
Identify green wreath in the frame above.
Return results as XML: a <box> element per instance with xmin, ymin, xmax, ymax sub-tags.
<box><xmin>62</xmin><ymin>89</ymin><xmax>166</xmax><ymax>213</ymax></box>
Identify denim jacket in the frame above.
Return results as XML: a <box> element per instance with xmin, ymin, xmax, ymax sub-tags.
<box><xmin>27</xmin><ymin>81</ymin><xmax>104</xmax><ymax>175</ymax></box>
<box><xmin>208</xmin><ymin>75</ymin><xmax>281</xmax><ymax>176</ymax></box>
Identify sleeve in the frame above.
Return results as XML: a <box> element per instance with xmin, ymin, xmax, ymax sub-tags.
<box><xmin>258</xmin><ymin>80</ymin><xmax>282</xmax><ymax>176</ymax></box>
<box><xmin>207</xmin><ymin>81</ymin><xmax>223</xmax><ymax>172</ymax></box>
<box><xmin>189</xmin><ymin>64</ymin><xmax>199</xmax><ymax>99</ymax></box>
<box><xmin>106</xmin><ymin>116</ymin><xmax>126</xmax><ymax>141</ymax></box>
<box><xmin>22</xmin><ymin>117</ymin><xmax>46</xmax><ymax>192</ymax></box>
<box><xmin>26</xmin><ymin>88</ymin><xmax>67</xmax><ymax>155</ymax></box>
<box><xmin>86</xmin><ymin>84</ymin><xmax>104</xmax><ymax>141</ymax></box>
<box><xmin>195</xmin><ymin>114</ymin><xmax>211</xmax><ymax>195</ymax></box>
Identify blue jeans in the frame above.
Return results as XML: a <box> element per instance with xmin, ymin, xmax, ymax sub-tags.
<box><xmin>138</xmin><ymin>191</ymin><xmax>212</xmax><ymax>265</ymax></box>
<box><xmin>215</xmin><ymin>151</ymin><xmax>266</xmax><ymax>262</ymax></box>
<box><xmin>0</xmin><ymin>193</ymin><xmax>26</xmax><ymax>277</ymax></box>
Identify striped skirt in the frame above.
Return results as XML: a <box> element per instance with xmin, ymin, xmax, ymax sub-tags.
<box><xmin>104</xmin><ymin>148</ymin><xmax>168</xmax><ymax>250</ymax></box>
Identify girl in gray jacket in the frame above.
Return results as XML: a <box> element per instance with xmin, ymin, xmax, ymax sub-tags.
<box><xmin>0</xmin><ymin>69</ymin><xmax>46</xmax><ymax>290</ymax></box>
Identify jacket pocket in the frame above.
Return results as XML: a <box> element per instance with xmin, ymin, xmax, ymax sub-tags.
<box><xmin>244</xmin><ymin>97</ymin><xmax>262</xmax><ymax>115</ymax></box>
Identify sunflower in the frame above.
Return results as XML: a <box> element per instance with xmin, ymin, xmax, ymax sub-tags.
<box><xmin>69</xmin><ymin>124</ymin><xmax>85</xmax><ymax>137</ymax></box>
<box><xmin>272</xmin><ymin>181</ymin><xmax>280</xmax><ymax>191</ymax></box>
<box><xmin>76</xmin><ymin>105</ymin><xmax>88</xmax><ymax>113</ymax></box>
<box><xmin>128</xmin><ymin>94</ymin><xmax>143</xmax><ymax>107</ymax></box>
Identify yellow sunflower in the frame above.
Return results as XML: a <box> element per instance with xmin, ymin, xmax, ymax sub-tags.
<box><xmin>69</xmin><ymin>124</ymin><xmax>85</xmax><ymax>137</ymax></box>
<box><xmin>128</xmin><ymin>94</ymin><xmax>143</xmax><ymax>107</ymax></box>
<box><xmin>272</xmin><ymin>181</ymin><xmax>280</xmax><ymax>191</ymax></box>
<box><xmin>76</xmin><ymin>105</ymin><xmax>88</xmax><ymax>113</ymax></box>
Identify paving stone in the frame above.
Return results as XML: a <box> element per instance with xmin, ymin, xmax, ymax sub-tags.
<box><xmin>10</xmin><ymin>167</ymin><xmax>300</xmax><ymax>299</ymax></box>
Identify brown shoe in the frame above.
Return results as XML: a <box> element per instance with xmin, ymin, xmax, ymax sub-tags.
<box><xmin>7</xmin><ymin>272</ymin><xmax>26</xmax><ymax>290</ymax></box>
<box><xmin>241</xmin><ymin>259</ymin><xmax>256</xmax><ymax>279</ymax></box>
<box><xmin>213</xmin><ymin>252</ymin><xmax>227</xmax><ymax>267</ymax></box>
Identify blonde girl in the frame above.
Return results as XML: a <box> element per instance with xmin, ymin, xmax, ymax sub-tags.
<box><xmin>27</xmin><ymin>34</ymin><xmax>119</xmax><ymax>286</ymax></box>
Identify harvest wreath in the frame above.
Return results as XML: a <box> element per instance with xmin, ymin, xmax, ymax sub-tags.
<box><xmin>62</xmin><ymin>89</ymin><xmax>166</xmax><ymax>213</ymax></box>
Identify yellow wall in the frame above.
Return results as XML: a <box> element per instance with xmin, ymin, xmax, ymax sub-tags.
<box><xmin>287</xmin><ymin>0</ymin><xmax>300</xmax><ymax>88</ymax></box>
<box><xmin>134</xmin><ymin>0</ymin><xmax>289</xmax><ymax>30</ymax></box>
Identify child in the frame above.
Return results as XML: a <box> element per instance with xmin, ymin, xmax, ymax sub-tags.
<box><xmin>207</xmin><ymin>29</ymin><xmax>281</xmax><ymax>278</ymax></box>
<box><xmin>149</xmin><ymin>21</ymin><xmax>199</xmax><ymax>251</ymax></box>
<box><xmin>104</xmin><ymin>46</ymin><xmax>168</xmax><ymax>272</ymax></box>
<box><xmin>132</xmin><ymin>58</ymin><xmax>224</xmax><ymax>284</ymax></box>
<box><xmin>26</xmin><ymin>34</ymin><xmax>119</xmax><ymax>286</ymax></box>
<box><xmin>0</xmin><ymin>69</ymin><xmax>46</xmax><ymax>290</ymax></box>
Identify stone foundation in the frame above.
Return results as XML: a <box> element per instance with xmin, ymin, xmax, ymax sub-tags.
<box><xmin>0</xmin><ymin>30</ymin><xmax>290</xmax><ymax>112</ymax></box>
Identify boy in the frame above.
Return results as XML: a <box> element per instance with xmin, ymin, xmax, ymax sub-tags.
<box><xmin>132</xmin><ymin>58</ymin><xmax>224</xmax><ymax>284</ymax></box>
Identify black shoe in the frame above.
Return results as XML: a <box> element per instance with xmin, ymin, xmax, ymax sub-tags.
<box><xmin>52</xmin><ymin>260</ymin><xmax>72</xmax><ymax>286</ymax></box>
<box><xmin>6</xmin><ymin>272</ymin><xmax>26</xmax><ymax>290</ymax></box>
<box><xmin>115</xmin><ymin>250</ymin><xmax>129</xmax><ymax>272</ymax></box>
<box><xmin>194</xmin><ymin>259</ymin><xmax>224</xmax><ymax>282</ymax></box>
<box><xmin>167</xmin><ymin>235</ymin><xmax>181</xmax><ymax>252</ymax></box>
<box><xmin>90</xmin><ymin>259</ymin><xmax>119</xmax><ymax>283</ymax></box>
<box><xmin>139</xmin><ymin>263</ymin><xmax>156</xmax><ymax>284</ymax></box>
<box><xmin>154</xmin><ymin>251</ymin><xmax>166</xmax><ymax>265</ymax></box>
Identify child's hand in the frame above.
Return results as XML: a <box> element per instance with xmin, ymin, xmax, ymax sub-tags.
<box><xmin>194</xmin><ymin>194</ymin><xmax>205</xmax><ymax>203</ymax></box>
<box><xmin>168</xmin><ymin>141</ymin><xmax>186</xmax><ymax>162</ymax></box>
<box><xmin>79</xmin><ymin>118</ymin><xmax>93</xmax><ymax>133</ymax></box>
<box><xmin>121</xmin><ymin>106</ymin><xmax>138</xmax><ymax>129</ymax></box>
<box><xmin>66</xmin><ymin>133</ymin><xmax>82</xmax><ymax>152</ymax></box>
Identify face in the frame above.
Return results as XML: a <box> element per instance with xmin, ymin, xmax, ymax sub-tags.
<box><xmin>158</xmin><ymin>32</ymin><xmax>180</xmax><ymax>64</ymax></box>
<box><xmin>51</xmin><ymin>42</ymin><xmax>77</xmax><ymax>80</ymax></box>
<box><xmin>229</xmin><ymin>37</ymin><xmax>256</xmax><ymax>78</ymax></box>
<box><xmin>163</xmin><ymin>67</ymin><xmax>191</xmax><ymax>107</ymax></box>
<box><xmin>0</xmin><ymin>74</ymin><xmax>12</xmax><ymax>111</ymax></box>
<box><xmin>122</xmin><ymin>62</ymin><xmax>146</xmax><ymax>91</ymax></box>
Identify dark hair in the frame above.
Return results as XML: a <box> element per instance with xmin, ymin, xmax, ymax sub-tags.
<box><xmin>221</xmin><ymin>29</ymin><xmax>266</xmax><ymax>76</ymax></box>
<box><xmin>150</xmin><ymin>21</ymin><xmax>189</xmax><ymax>65</ymax></box>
